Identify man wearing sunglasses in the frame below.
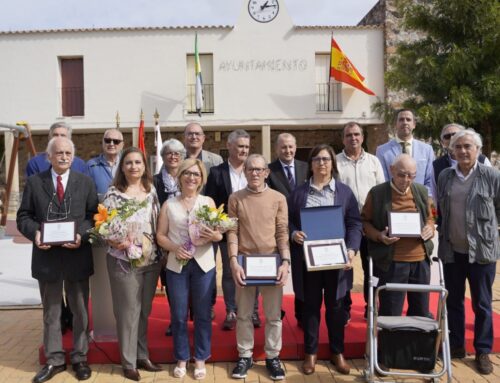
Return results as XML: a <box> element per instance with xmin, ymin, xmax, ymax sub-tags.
<box><xmin>87</xmin><ymin>129</ymin><xmax>124</xmax><ymax>201</ymax></box>
<box><xmin>433</xmin><ymin>123</ymin><xmax>490</xmax><ymax>184</ymax></box>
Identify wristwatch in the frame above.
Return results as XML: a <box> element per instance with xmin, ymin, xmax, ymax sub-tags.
<box><xmin>281</xmin><ymin>258</ymin><xmax>291</xmax><ymax>265</ymax></box>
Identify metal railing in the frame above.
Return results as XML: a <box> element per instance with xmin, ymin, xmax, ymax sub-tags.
<box><xmin>316</xmin><ymin>82</ymin><xmax>342</xmax><ymax>112</ymax></box>
<box><xmin>61</xmin><ymin>86</ymin><xmax>84</xmax><ymax>116</ymax></box>
<box><xmin>186</xmin><ymin>84</ymin><xmax>214</xmax><ymax>114</ymax></box>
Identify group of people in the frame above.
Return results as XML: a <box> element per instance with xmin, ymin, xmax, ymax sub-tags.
<box><xmin>16</xmin><ymin>110</ymin><xmax>499</xmax><ymax>383</ymax></box>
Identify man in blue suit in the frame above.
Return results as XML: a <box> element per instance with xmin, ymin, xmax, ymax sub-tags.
<box><xmin>376</xmin><ymin>109</ymin><xmax>435</xmax><ymax>198</ymax></box>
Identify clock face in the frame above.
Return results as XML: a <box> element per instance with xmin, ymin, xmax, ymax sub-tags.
<box><xmin>248</xmin><ymin>0</ymin><xmax>279</xmax><ymax>23</ymax></box>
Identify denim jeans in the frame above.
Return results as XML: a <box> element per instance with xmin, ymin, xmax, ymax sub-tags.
<box><xmin>166</xmin><ymin>260</ymin><xmax>215</xmax><ymax>361</ymax></box>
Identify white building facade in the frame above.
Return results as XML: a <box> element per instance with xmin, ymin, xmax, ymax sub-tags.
<box><xmin>0</xmin><ymin>0</ymin><xmax>384</xmax><ymax>192</ymax></box>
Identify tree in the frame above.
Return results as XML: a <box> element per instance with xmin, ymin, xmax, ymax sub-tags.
<box><xmin>379</xmin><ymin>0</ymin><xmax>500</xmax><ymax>153</ymax></box>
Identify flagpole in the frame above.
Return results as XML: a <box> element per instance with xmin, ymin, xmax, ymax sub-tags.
<box><xmin>327</xmin><ymin>32</ymin><xmax>333</xmax><ymax>111</ymax></box>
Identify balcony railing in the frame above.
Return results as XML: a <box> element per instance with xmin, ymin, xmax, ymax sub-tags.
<box><xmin>316</xmin><ymin>82</ymin><xmax>342</xmax><ymax>112</ymax></box>
<box><xmin>61</xmin><ymin>86</ymin><xmax>84</xmax><ymax>116</ymax></box>
<box><xmin>186</xmin><ymin>84</ymin><xmax>214</xmax><ymax>114</ymax></box>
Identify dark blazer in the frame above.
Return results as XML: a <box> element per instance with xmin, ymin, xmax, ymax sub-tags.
<box><xmin>287</xmin><ymin>180</ymin><xmax>362</xmax><ymax>302</ymax></box>
<box><xmin>17</xmin><ymin>169</ymin><xmax>98</xmax><ymax>282</ymax></box>
<box><xmin>267</xmin><ymin>159</ymin><xmax>308</xmax><ymax>198</ymax></box>
<box><xmin>205</xmin><ymin>161</ymin><xmax>232</xmax><ymax>213</ymax></box>
<box><xmin>153</xmin><ymin>172</ymin><xmax>178</xmax><ymax>207</ymax></box>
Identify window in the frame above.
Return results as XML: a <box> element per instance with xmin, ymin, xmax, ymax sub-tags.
<box><xmin>186</xmin><ymin>54</ymin><xmax>214</xmax><ymax>114</ymax></box>
<box><xmin>60</xmin><ymin>58</ymin><xmax>84</xmax><ymax>116</ymax></box>
<box><xmin>315</xmin><ymin>54</ymin><xmax>342</xmax><ymax>112</ymax></box>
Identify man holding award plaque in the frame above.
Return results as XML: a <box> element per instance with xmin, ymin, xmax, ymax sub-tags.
<box><xmin>227</xmin><ymin>154</ymin><xmax>291</xmax><ymax>381</ymax></box>
<box><xmin>361</xmin><ymin>154</ymin><xmax>435</xmax><ymax>317</ymax></box>
<box><xmin>17</xmin><ymin>137</ymin><xmax>98</xmax><ymax>383</ymax></box>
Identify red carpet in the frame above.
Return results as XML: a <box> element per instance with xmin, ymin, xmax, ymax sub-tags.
<box><xmin>40</xmin><ymin>293</ymin><xmax>500</xmax><ymax>364</ymax></box>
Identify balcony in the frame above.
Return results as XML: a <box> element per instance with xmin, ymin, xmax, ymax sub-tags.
<box><xmin>186</xmin><ymin>84</ymin><xmax>214</xmax><ymax>114</ymax></box>
<box><xmin>316</xmin><ymin>82</ymin><xmax>342</xmax><ymax>112</ymax></box>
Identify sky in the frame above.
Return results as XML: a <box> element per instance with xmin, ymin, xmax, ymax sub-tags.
<box><xmin>0</xmin><ymin>0</ymin><xmax>379</xmax><ymax>32</ymax></box>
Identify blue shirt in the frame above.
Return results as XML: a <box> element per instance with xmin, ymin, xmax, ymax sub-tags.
<box><xmin>26</xmin><ymin>152</ymin><xmax>89</xmax><ymax>177</ymax></box>
<box><xmin>86</xmin><ymin>154</ymin><xmax>117</xmax><ymax>199</ymax></box>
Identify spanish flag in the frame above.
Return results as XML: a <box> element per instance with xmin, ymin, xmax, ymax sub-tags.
<box><xmin>138</xmin><ymin>109</ymin><xmax>146</xmax><ymax>156</ymax></box>
<box><xmin>330</xmin><ymin>36</ymin><xmax>375</xmax><ymax>95</ymax></box>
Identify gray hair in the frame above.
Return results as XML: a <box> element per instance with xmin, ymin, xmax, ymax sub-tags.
<box><xmin>227</xmin><ymin>129</ymin><xmax>250</xmax><ymax>144</ymax></box>
<box><xmin>450</xmin><ymin>128</ymin><xmax>483</xmax><ymax>150</ymax></box>
<box><xmin>103</xmin><ymin>128</ymin><xmax>123</xmax><ymax>140</ymax></box>
<box><xmin>49</xmin><ymin>122</ymin><xmax>72</xmax><ymax>139</ymax></box>
<box><xmin>440</xmin><ymin>123</ymin><xmax>465</xmax><ymax>140</ymax></box>
<box><xmin>244</xmin><ymin>153</ymin><xmax>267</xmax><ymax>169</ymax></box>
<box><xmin>391</xmin><ymin>153</ymin><xmax>416</xmax><ymax>169</ymax></box>
<box><xmin>46</xmin><ymin>137</ymin><xmax>75</xmax><ymax>157</ymax></box>
<box><xmin>160</xmin><ymin>138</ymin><xmax>186</xmax><ymax>157</ymax></box>
<box><xmin>276</xmin><ymin>132</ymin><xmax>296</xmax><ymax>145</ymax></box>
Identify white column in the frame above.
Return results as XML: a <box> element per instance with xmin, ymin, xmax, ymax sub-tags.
<box><xmin>261</xmin><ymin>125</ymin><xmax>271</xmax><ymax>162</ymax></box>
<box><xmin>4</xmin><ymin>132</ymin><xmax>20</xmax><ymax>215</ymax></box>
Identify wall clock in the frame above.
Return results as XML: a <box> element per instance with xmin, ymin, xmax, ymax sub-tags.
<box><xmin>248</xmin><ymin>0</ymin><xmax>279</xmax><ymax>23</ymax></box>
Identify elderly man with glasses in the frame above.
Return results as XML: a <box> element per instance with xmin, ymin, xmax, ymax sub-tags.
<box><xmin>17</xmin><ymin>137</ymin><xmax>98</xmax><ymax>383</ymax></box>
<box><xmin>361</xmin><ymin>154</ymin><xmax>435</xmax><ymax>317</ymax></box>
<box><xmin>433</xmin><ymin>123</ymin><xmax>491</xmax><ymax>184</ymax></box>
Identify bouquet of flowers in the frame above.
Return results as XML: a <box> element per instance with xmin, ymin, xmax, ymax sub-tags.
<box><xmin>89</xmin><ymin>199</ymin><xmax>149</xmax><ymax>267</ymax></box>
<box><xmin>188</xmin><ymin>204</ymin><xmax>238</xmax><ymax>246</ymax></box>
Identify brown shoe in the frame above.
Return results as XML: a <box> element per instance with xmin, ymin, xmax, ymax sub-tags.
<box><xmin>475</xmin><ymin>354</ymin><xmax>493</xmax><ymax>375</ymax></box>
<box><xmin>302</xmin><ymin>354</ymin><xmax>317</xmax><ymax>375</ymax></box>
<box><xmin>123</xmin><ymin>368</ymin><xmax>141</xmax><ymax>381</ymax></box>
<box><xmin>137</xmin><ymin>359</ymin><xmax>162</xmax><ymax>372</ymax></box>
<box><xmin>330</xmin><ymin>353</ymin><xmax>350</xmax><ymax>375</ymax></box>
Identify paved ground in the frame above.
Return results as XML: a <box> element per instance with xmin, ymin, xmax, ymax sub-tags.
<box><xmin>1</xmin><ymin>255</ymin><xmax>499</xmax><ymax>382</ymax></box>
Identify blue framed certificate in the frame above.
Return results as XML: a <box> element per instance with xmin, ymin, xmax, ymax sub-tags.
<box><xmin>300</xmin><ymin>206</ymin><xmax>348</xmax><ymax>271</ymax></box>
<box><xmin>237</xmin><ymin>255</ymin><xmax>280</xmax><ymax>286</ymax></box>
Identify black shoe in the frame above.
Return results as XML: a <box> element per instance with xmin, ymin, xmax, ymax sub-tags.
<box><xmin>475</xmin><ymin>354</ymin><xmax>493</xmax><ymax>375</ymax></box>
<box><xmin>280</xmin><ymin>310</ymin><xmax>286</xmax><ymax>320</ymax></box>
<box><xmin>137</xmin><ymin>358</ymin><xmax>162</xmax><ymax>372</ymax></box>
<box><xmin>165</xmin><ymin>324</ymin><xmax>172</xmax><ymax>336</ymax></box>
<box><xmin>450</xmin><ymin>347</ymin><xmax>466</xmax><ymax>359</ymax></box>
<box><xmin>72</xmin><ymin>362</ymin><xmax>91</xmax><ymax>381</ymax></box>
<box><xmin>265</xmin><ymin>357</ymin><xmax>285</xmax><ymax>380</ymax></box>
<box><xmin>33</xmin><ymin>364</ymin><xmax>66</xmax><ymax>383</ymax></box>
<box><xmin>252</xmin><ymin>312</ymin><xmax>261</xmax><ymax>328</ymax></box>
<box><xmin>231</xmin><ymin>357</ymin><xmax>253</xmax><ymax>379</ymax></box>
<box><xmin>223</xmin><ymin>311</ymin><xmax>237</xmax><ymax>331</ymax></box>
<box><xmin>123</xmin><ymin>368</ymin><xmax>141</xmax><ymax>381</ymax></box>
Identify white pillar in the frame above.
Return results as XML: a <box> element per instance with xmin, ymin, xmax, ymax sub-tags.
<box><xmin>4</xmin><ymin>132</ymin><xmax>20</xmax><ymax>215</ymax></box>
<box><xmin>261</xmin><ymin>125</ymin><xmax>271</xmax><ymax>162</ymax></box>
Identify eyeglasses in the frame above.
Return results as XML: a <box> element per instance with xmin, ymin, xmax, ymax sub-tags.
<box><xmin>185</xmin><ymin>132</ymin><xmax>204</xmax><ymax>137</ymax></box>
<box><xmin>311</xmin><ymin>156</ymin><xmax>332</xmax><ymax>163</ymax></box>
<box><xmin>442</xmin><ymin>132</ymin><xmax>456</xmax><ymax>140</ymax></box>
<box><xmin>246</xmin><ymin>167</ymin><xmax>267</xmax><ymax>174</ymax></box>
<box><xmin>104</xmin><ymin>138</ymin><xmax>123</xmax><ymax>145</ymax></box>
<box><xmin>165</xmin><ymin>151</ymin><xmax>181</xmax><ymax>158</ymax></box>
<box><xmin>182</xmin><ymin>171</ymin><xmax>202</xmax><ymax>178</ymax></box>
<box><xmin>396</xmin><ymin>172</ymin><xmax>416</xmax><ymax>180</ymax></box>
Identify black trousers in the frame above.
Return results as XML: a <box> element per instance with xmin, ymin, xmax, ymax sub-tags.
<box><xmin>302</xmin><ymin>268</ymin><xmax>346</xmax><ymax>354</ymax></box>
<box><xmin>374</xmin><ymin>259</ymin><xmax>430</xmax><ymax>316</ymax></box>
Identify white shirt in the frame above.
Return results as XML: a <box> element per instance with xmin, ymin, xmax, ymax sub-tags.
<box><xmin>51</xmin><ymin>168</ymin><xmax>70</xmax><ymax>192</ymax></box>
<box><xmin>336</xmin><ymin>150</ymin><xmax>385</xmax><ymax>211</ymax></box>
<box><xmin>228</xmin><ymin>162</ymin><xmax>247</xmax><ymax>193</ymax></box>
<box><xmin>452</xmin><ymin>160</ymin><xmax>479</xmax><ymax>181</ymax></box>
<box><xmin>395</xmin><ymin>137</ymin><xmax>413</xmax><ymax>157</ymax></box>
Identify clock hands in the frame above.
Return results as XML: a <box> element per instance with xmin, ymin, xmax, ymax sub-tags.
<box><xmin>260</xmin><ymin>1</ymin><xmax>277</xmax><ymax>11</ymax></box>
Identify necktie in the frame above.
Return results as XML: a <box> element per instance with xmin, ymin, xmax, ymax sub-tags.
<box><xmin>56</xmin><ymin>175</ymin><xmax>64</xmax><ymax>203</ymax></box>
<box><xmin>400</xmin><ymin>142</ymin><xmax>408</xmax><ymax>154</ymax></box>
<box><xmin>285</xmin><ymin>166</ymin><xmax>295</xmax><ymax>188</ymax></box>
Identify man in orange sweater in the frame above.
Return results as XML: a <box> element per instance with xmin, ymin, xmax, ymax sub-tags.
<box><xmin>361</xmin><ymin>154</ymin><xmax>435</xmax><ymax>316</ymax></box>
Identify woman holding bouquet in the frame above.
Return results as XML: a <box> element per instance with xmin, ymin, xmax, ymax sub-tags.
<box><xmin>288</xmin><ymin>144</ymin><xmax>362</xmax><ymax>375</ymax></box>
<box><xmin>157</xmin><ymin>158</ymin><xmax>223</xmax><ymax>380</ymax></box>
<box><xmin>104</xmin><ymin>147</ymin><xmax>162</xmax><ymax>381</ymax></box>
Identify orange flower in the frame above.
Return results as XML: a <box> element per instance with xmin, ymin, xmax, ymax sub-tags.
<box><xmin>94</xmin><ymin>204</ymin><xmax>108</xmax><ymax>229</ymax></box>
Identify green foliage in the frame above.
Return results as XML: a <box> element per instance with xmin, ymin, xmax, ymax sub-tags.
<box><xmin>379</xmin><ymin>0</ymin><xmax>500</xmax><ymax>149</ymax></box>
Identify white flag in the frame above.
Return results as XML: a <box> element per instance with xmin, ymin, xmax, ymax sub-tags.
<box><xmin>155</xmin><ymin>122</ymin><xmax>163</xmax><ymax>174</ymax></box>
